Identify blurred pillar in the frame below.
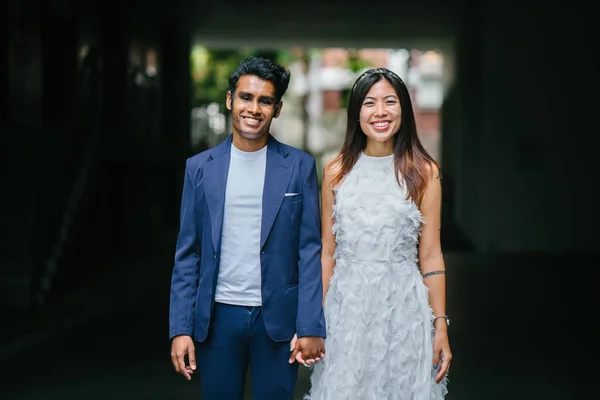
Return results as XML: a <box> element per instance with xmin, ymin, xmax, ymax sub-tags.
<box><xmin>7</xmin><ymin>0</ymin><xmax>42</xmax><ymax>129</ymax></box>
<box><xmin>161</xmin><ymin>19</ymin><xmax>191</xmax><ymax>158</ymax></box>
<box><xmin>40</xmin><ymin>1</ymin><xmax>77</xmax><ymax>132</ymax></box>
<box><xmin>441</xmin><ymin>1</ymin><xmax>483</xmax><ymax>251</ymax></box>
<box><xmin>99</xmin><ymin>2</ymin><xmax>127</xmax><ymax>133</ymax></box>
<box><xmin>0</xmin><ymin>0</ymin><xmax>8</xmax><ymax>127</ymax></box>
<box><xmin>160</xmin><ymin>20</ymin><xmax>192</xmax><ymax>233</ymax></box>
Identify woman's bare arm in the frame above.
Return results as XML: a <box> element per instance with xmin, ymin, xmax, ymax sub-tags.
<box><xmin>417</xmin><ymin>162</ymin><xmax>452</xmax><ymax>382</ymax></box>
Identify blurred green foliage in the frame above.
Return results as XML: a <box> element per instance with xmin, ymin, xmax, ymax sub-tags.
<box><xmin>343</xmin><ymin>49</ymin><xmax>373</xmax><ymax>107</ymax></box>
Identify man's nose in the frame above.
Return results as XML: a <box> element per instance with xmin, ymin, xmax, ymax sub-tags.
<box><xmin>247</xmin><ymin>100</ymin><xmax>260</xmax><ymax>114</ymax></box>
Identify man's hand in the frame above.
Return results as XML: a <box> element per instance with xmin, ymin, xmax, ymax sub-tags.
<box><xmin>170</xmin><ymin>335</ymin><xmax>196</xmax><ymax>381</ymax></box>
<box><xmin>289</xmin><ymin>334</ymin><xmax>325</xmax><ymax>366</ymax></box>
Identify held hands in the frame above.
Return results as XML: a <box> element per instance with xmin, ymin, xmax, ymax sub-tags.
<box><xmin>289</xmin><ymin>333</ymin><xmax>326</xmax><ymax>367</ymax></box>
<box><xmin>432</xmin><ymin>327</ymin><xmax>452</xmax><ymax>384</ymax></box>
<box><xmin>171</xmin><ymin>335</ymin><xmax>197</xmax><ymax>381</ymax></box>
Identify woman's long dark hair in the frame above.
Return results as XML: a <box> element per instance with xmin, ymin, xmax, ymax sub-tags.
<box><xmin>333</xmin><ymin>68</ymin><xmax>439</xmax><ymax>204</ymax></box>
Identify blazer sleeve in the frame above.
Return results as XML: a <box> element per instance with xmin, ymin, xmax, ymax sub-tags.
<box><xmin>296</xmin><ymin>158</ymin><xmax>327</xmax><ymax>338</ymax></box>
<box><xmin>169</xmin><ymin>158</ymin><xmax>202</xmax><ymax>339</ymax></box>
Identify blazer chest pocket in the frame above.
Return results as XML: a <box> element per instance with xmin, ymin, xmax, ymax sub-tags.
<box><xmin>283</xmin><ymin>192</ymin><xmax>303</xmax><ymax>203</ymax></box>
<box><xmin>281</xmin><ymin>193</ymin><xmax>302</xmax><ymax>223</ymax></box>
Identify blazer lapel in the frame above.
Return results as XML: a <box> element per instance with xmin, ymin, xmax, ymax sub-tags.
<box><xmin>260</xmin><ymin>137</ymin><xmax>293</xmax><ymax>249</ymax></box>
<box><xmin>203</xmin><ymin>136</ymin><xmax>232</xmax><ymax>253</ymax></box>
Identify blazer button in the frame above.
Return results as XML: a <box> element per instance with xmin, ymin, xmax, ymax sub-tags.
<box><xmin>214</xmin><ymin>255</ymin><xmax>216</xmax><ymax>259</ymax></box>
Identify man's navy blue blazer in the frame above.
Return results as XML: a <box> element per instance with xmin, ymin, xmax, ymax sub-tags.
<box><xmin>169</xmin><ymin>134</ymin><xmax>326</xmax><ymax>342</ymax></box>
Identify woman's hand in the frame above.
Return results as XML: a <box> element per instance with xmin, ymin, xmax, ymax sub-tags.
<box><xmin>432</xmin><ymin>328</ymin><xmax>452</xmax><ymax>383</ymax></box>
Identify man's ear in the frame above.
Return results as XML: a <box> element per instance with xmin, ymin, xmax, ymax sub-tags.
<box><xmin>226</xmin><ymin>91</ymin><xmax>233</xmax><ymax>110</ymax></box>
<box><xmin>274</xmin><ymin>101</ymin><xmax>283</xmax><ymax>118</ymax></box>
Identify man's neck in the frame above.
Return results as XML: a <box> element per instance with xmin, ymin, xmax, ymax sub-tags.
<box><xmin>232</xmin><ymin>133</ymin><xmax>269</xmax><ymax>152</ymax></box>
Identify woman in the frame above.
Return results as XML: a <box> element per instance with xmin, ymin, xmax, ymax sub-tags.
<box><xmin>307</xmin><ymin>68</ymin><xmax>451</xmax><ymax>399</ymax></box>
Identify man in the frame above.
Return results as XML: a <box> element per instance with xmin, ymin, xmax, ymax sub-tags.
<box><xmin>169</xmin><ymin>56</ymin><xmax>326</xmax><ymax>399</ymax></box>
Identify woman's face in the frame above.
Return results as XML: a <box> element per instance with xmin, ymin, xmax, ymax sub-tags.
<box><xmin>359</xmin><ymin>78</ymin><xmax>402</xmax><ymax>145</ymax></box>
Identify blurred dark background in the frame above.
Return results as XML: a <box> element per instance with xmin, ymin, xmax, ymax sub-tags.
<box><xmin>0</xmin><ymin>0</ymin><xmax>596</xmax><ymax>399</ymax></box>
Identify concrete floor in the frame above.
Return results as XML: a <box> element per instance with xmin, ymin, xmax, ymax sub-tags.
<box><xmin>0</xmin><ymin>243</ymin><xmax>593</xmax><ymax>399</ymax></box>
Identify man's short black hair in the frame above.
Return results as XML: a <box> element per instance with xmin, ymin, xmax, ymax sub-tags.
<box><xmin>228</xmin><ymin>56</ymin><xmax>291</xmax><ymax>103</ymax></box>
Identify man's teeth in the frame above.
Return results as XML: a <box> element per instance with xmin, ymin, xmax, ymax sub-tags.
<box><xmin>245</xmin><ymin>117</ymin><xmax>259</xmax><ymax>123</ymax></box>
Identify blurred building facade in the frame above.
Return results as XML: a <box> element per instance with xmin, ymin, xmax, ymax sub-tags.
<box><xmin>190</xmin><ymin>46</ymin><xmax>445</xmax><ymax>174</ymax></box>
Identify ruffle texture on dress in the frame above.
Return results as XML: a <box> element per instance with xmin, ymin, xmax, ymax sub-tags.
<box><xmin>306</xmin><ymin>154</ymin><xmax>448</xmax><ymax>400</ymax></box>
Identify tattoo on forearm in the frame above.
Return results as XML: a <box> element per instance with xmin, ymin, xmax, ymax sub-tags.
<box><xmin>422</xmin><ymin>270</ymin><xmax>445</xmax><ymax>278</ymax></box>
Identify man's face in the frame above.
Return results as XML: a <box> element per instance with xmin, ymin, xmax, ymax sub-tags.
<box><xmin>226</xmin><ymin>74</ymin><xmax>282</xmax><ymax>144</ymax></box>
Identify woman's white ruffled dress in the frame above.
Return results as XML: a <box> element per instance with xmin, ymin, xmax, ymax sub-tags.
<box><xmin>306</xmin><ymin>153</ymin><xmax>448</xmax><ymax>400</ymax></box>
